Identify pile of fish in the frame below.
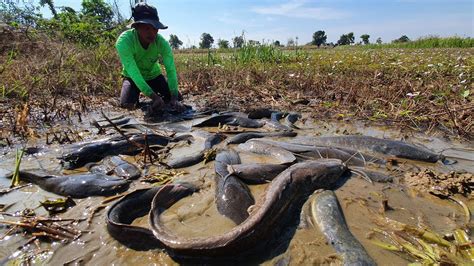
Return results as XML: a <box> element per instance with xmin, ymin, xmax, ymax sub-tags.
<box><xmin>1</xmin><ymin>109</ymin><xmax>452</xmax><ymax>263</ymax></box>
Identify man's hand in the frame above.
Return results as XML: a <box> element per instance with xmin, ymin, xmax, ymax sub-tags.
<box><xmin>150</xmin><ymin>93</ymin><xmax>165</xmax><ymax>113</ymax></box>
<box><xmin>169</xmin><ymin>96</ymin><xmax>186</xmax><ymax>113</ymax></box>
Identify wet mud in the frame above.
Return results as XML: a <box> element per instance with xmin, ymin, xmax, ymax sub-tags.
<box><xmin>0</xmin><ymin>107</ymin><xmax>472</xmax><ymax>265</ymax></box>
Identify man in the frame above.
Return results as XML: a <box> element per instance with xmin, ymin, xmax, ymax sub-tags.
<box><xmin>115</xmin><ymin>2</ymin><xmax>185</xmax><ymax>113</ymax></box>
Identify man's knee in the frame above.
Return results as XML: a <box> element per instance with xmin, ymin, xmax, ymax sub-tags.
<box><xmin>120</xmin><ymin>78</ymin><xmax>140</xmax><ymax>107</ymax></box>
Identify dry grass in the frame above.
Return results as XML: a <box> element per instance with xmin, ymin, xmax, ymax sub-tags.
<box><xmin>1</xmin><ymin>31</ymin><xmax>472</xmax><ymax>143</ymax></box>
<box><xmin>178</xmin><ymin>48</ymin><xmax>473</xmax><ymax>138</ymax></box>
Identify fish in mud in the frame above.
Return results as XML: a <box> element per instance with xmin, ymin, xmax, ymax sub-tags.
<box><xmin>87</xmin><ymin>156</ymin><xmax>141</xmax><ymax>180</ymax></box>
<box><xmin>254</xmin><ymin>139</ymin><xmax>385</xmax><ymax>165</ymax></box>
<box><xmin>294</xmin><ymin>135</ymin><xmax>443</xmax><ymax>163</ymax></box>
<box><xmin>311</xmin><ymin>190</ymin><xmax>376</xmax><ymax>266</ymax></box>
<box><xmin>107</xmin><ymin>183</ymin><xmax>197</xmax><ymax>250</ymax></box>
<box><xmin>226</xmin><ymin>131</ymin><xmax>297</xmax><ymax>145</ymax></box>
<box><xmin>226</xmin><ymin>163</ymin><xmax>289</xmax><ymax>184</ymax></box>
<box><xmin>214</xmin><ymin>149</ymin><xmax>255</xmax><ymax>224</ymax></box>
<box><xmin>167</xmin><ymin>133</ymin><xmax>226</xmax><ymax>168</ymax></box>
<box><xmin>238</xmin><ymin>140</ymin><xmax>296</xmax><ymax>165</ymax></box>
<box><xmin>193</xmin><ymin>114</ymin><xmax>265</xmax><ymax>128</ymax></box>
<box><xmin>149</xmin><ymin>159</ymin><xmax>347</xmax><ymax>259</ymax></box>
<box><xmin>60</xmin><ymin>133</ymin><xmax>191</xmax><ymax>169</ymax></box>
<box><xmin>7</xmin><ymin>170</ymin><xmax>130</xmax><ymax>198</ymax></box>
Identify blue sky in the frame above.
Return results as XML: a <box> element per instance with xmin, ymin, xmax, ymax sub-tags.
<box><xmin>39</xmin><ymin>0</ymin><xmax>473</xmax><ymax>47</ymax></box>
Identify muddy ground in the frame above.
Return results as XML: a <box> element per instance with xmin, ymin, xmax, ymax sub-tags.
<box><xmin>0</xmin><ymin>99</ymin><xmax>472</xmax><ymax>264</ymax></box>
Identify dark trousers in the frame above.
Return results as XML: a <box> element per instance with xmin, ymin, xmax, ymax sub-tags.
<box><xmin>120</xmin><ymin>74</ymin><xmax>171</xmax><ymax>108</ymax></box>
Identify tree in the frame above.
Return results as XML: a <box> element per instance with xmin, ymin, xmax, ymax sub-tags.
<box><xmin>273</xmin><ymin>40</ymin><xmax>282</xmax><ymax>47</ymax></box>
<box><xmin>80</xmin><ymin>0</ymin><xmax>113</xmax><ymax>28</ymax></box>
<box><xmin>393</xmin><ymin>35</ymin><xmax>410</xmax><ymax>43</ymax></box>
<box><xmin>169</xmin><ymin>34</ymin><xmax>182</xmax><ymax>49</ymax></box>
<box><xmin>376</xmin><ymin>37</ymin><xmax>382</xmax><ymax>44</ymax></box>
<box><xmin>199</xmin><ymin>32</ymin><xmax>214</xmax><ymax>49</ymax></box>
<box><xmin>40</xmin><ymin>0</ymin><xmax>57</xmax><ymax>18</ymax></box>
<box><xmin>0</xmin><ymin>0</ymin><xmax>42</xmax><ymax>28</ymax></box>
<box><xmin>247</xmin><ymin>40</ymin><xmax>260</xmax><ymax>46</ymax></box>
<box><xmin>312</xmin><ymin>30</ymin><xmax>327</xmax><ymax>47</ymax></box>
<box><xmin>360</xmin><ymin>34</ymin><xmax>370</xmax><ymax>45</ymax></box>
<box><xmin>232</xmin><ymin>36</ymin><xmax>244</xmax><ymax>48</ymax></box>
<box><xmin>337</xmin><ymin>32</ymin><xmax>355</xmax><ymax>45</ymax></box>
<box><xmin>217</xmin><ymin>39</ymin><xmax>229</xmax><ymax>49</ymax></box>
<box><xmin>287</xmin><ymin>38</ymin><xmax>295</xmax><ymax>47</ymax></box>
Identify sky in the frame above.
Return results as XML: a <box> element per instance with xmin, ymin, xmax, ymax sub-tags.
<box><xmin>38</xmin><ymin>0</ymin><xmax>473</xmax><ymax>47</ymax></box>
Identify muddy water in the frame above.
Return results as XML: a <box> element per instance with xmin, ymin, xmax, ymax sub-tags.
<box><xmin>0</xmin><ymin>109</ymin><xmax>472</xmax><ymax>265</ymax></box>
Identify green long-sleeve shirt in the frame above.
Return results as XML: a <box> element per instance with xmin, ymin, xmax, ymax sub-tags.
<box><xmin>115</xmin><ymin>29</ymin><xmax>178</xmax><ymax>97</ymax></box>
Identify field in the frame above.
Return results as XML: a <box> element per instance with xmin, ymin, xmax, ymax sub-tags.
<box><xmin>0</xmin><ymin>27</ymin><xmax>473</xmax><ymax>265</ymax></box>
<box><xmin>1</xmin><ymin>31</ymin><xmax>473</xmax><ymax>142</ymax></box>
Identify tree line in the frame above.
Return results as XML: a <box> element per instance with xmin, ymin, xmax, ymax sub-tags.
<box><xmin>169</xmin><ymin>30</ymin><xmax>413</xmax><ymax>50</ymax></box>
<box><xmin>0</xmin><ymin>1</ymin><xmax>446</xmax><ymax>49</ymax></box>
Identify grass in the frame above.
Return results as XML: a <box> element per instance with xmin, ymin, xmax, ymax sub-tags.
<box><xmin>175</xmin><ymin>45</ymin><xmax>473</xmax><ymax>137</ymax></box>
<box><xmin>365</xmin><ymin>36</ymin><xmax>474</xmax><ymax>49</ymax></box>
<box><xmin>10</xmin><ymin>148</ymin><xmax>25</xmax><ymax>188</ymax></box>
<box><xmin>0</xmin><ymin>32</ymin><xmax>473</xmax><ymax>141</ymax></box>
<box><xmin>370</xmin><ymin>215</ymin><xmax>474</xmax><ymax>264</ymax></box>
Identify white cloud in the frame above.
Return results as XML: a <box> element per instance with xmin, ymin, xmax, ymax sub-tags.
<box><xmin>251</xmin><ymin>0</ymin><xmax>349</xmax><ymax>20</ymax></box>
<box><xmin>215</xmin><ymin>16</ymin><xmax>252</xmax><ymax>27</ymax></box>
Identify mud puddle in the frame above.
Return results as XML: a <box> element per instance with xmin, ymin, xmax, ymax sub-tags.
<box><xmin>0</xmin><ymin>108</ymin><xmax>472</xmax><ymax>265</ymax></box>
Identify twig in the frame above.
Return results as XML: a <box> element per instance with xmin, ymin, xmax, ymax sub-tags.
<box><xmin>100</xmin><ymin>110</ymin><xmax>149</xmax><ymax>151</ymax></box>
<box><xmin>100</xmin><ymin>111</ymin><xmax>127</xmax><ymax>138</ymax></box>
<box><xmin>449</xmin><ymin>196</ymin><xmax>471</xmax><ymax>225</ymax></box>
<box><xmin>143</xmin><ymin>132</ymin><xmax>155</xmax><ymax>165</ymax></box>
<box><xmin>0</xmin><ymin>225</ymin><xmax>19</xmax><ymax>240</ymax></box>
<box><xmin>86</xmin><ymin>204</ymin><xmax>108</xmax><ymax>228</ymax></box>
<box><xmin>101</xmin><ymin>193</ymin><xmax>127</xmax><ymax>204</ymax></box>
<box><xmin>0</xmin><ymin>220</ymin><xmax>71</xmax><ymax>239</ymax></box>
<box><xmin>0</xmin><ymin>184</ymin><xmax>30</xmax><ymax>195</ymax></box>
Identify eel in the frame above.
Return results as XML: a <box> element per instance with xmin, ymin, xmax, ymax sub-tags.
<box><xmin>255</xmin><ymin>139</ymin><xmax>385</xmax><ymax>165</ymax></box>
<box><xmin>225</xmin><ymin>131</ymin><xmax>297</xmax><ymax>145</ymax></box>
<box><xmin>60</xmin><ymin>133</ymin><xmax>191</xmax><ymax>169</ymax></box>
<box><xmin>214</xmin><ymin>149</ymin><xmax>254</xmax><ymax>224</ymax></box>
<box><xmin>106</xmin><ymin>183</ymin><xmax>197</xmax><ymax>250</ymax></box>
<box><xmin>7</xmin><ymin>170</ymin><xmax>130</xmax><ymax>198</ymax></box>
<box><xmin>247</xmin><ymin>108</ymin><xmax>275</xmax><ymax>119</ymax></box>
<box><xmin>311</xmin><ymin>190</ymin><xmax>376</xmax><ymax>266</ymax></box>
<box><xmin>238</xmin><ymin>140</ymin><xmax>296</xmax><ymax>165</ymax></box>
<box><xmin>167</xmin><ymin>133</ymin><xmax>226</xmax><ymax>168</ymax></box>
<box><xmin>87</xmin><ymin>155</ymin><xmax>141</xmax><ymax>180</ymax></box>
<box><xmin>59</xmin><ymin>134</ymin><xmax>179</xmax><ymax>170</ymax></box>
<box><xmin>295</xmin><ymin>135</ymin><xmax>443</xmax><ymax>162</ymax></box>
<box><xmin>226</xmin><ymin>163</ymin><xmax>289</xmax><ymax>184</ymax></box>
<box><xmin>149</xmin><ymin>159</ymin><xmax>347</xmax><ymax>258</ymax></box>
<box><xmin>283</xmin><ymin>113</ymin><xmax>301</xmax><ymax>129</ymax></box>
<box><xmin>264</xmin><ymin>115</ymin><xmax>293</xmax><ymax>131</ymax></box>
<box><xmin>193</xmin><ymin>114</ymin><xmax>265</xmax><ymax>128</ymax></box>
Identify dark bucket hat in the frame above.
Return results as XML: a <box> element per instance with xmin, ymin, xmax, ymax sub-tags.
<box><xmin>131</xmin><ymin>3</ymin><xmax>168</xmax><ymax>30</ymax></box>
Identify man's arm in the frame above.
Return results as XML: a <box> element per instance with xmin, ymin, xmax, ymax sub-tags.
<box><xmin>115</xmin><ymin>37</ymin><xmax>155</xmax><ymax>97</ymax></box>
<box><xmin>158</xmin><ymin>35</ymin><xmax>179</xmax><ymax>98</ymax></box>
